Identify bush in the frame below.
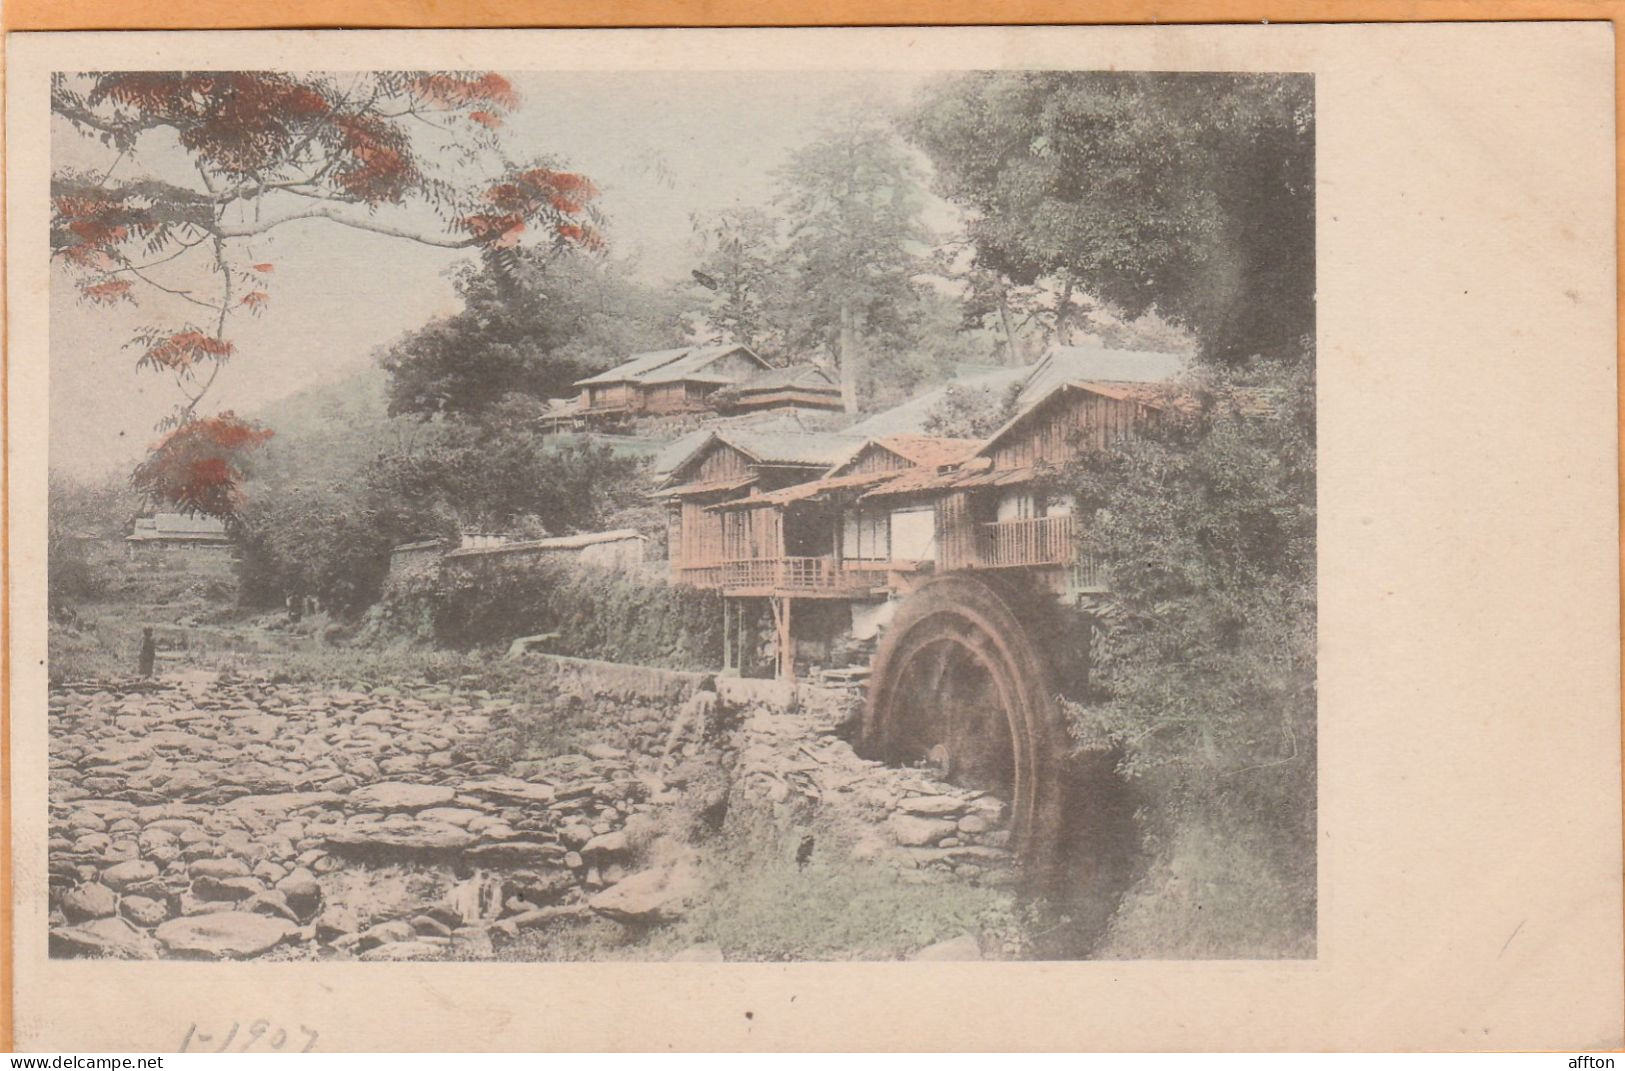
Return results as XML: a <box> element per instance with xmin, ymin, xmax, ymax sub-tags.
<box><xmin>381</xmin><ymin>558</ymin><xmax>724</xmax><ymax>670</ymax></box>
<box><xmin>1059</xmin><ymin>356</ymin><xmax>1316</xmax><ymax>956</ymax></box>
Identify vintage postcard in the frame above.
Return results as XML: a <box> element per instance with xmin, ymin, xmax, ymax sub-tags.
<box><xmin>6</xmin><ymin>22</ymin><xmax>1621</xmax><ymax>1051</ymax></box>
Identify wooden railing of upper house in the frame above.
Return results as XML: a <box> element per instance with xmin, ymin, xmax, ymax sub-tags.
<box><xmin>975</xmin><ymin>514</ymin><xmax>1077</xmax><ymax>567</ymax></box>
<box><xmin>722</xmin><ymin>556</ymin><xmax>872</xmax><ymax>594</ymax></box>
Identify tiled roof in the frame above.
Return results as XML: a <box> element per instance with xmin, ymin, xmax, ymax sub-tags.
<box><xmin>734</xmin><ymin>364</ymin><xmax>838</xmax><ymax>392</ymax></box>
<box><xmin>721</xmin><ymin>430</ymin><xmax>861</xmax><ymax>467</ymax></box>
<box><xmin>858</xmin><ymin>457</ymin><xmax>990</xmax><ymax>499</ymax></box>
<box><xmin>573</xmin><ymin>347</ymin><xmax>691</xmax><ymax>387</ymax></box>
<box><xmin>843</xmin><ymin>366</ymin><xmax>1027</xmax><ymax>438</ymax></box>
<box><xmin>1015</xmin><ymin>343</ymin><xmax>1188</xmax><ymax>409</ymax></box>
<box><xmin>710</xmin><ymin>470</ymin><xmax>896</xmax><ymax>510</ymax></box>
<box><xmin>574</xmin><ymin>344</ymin><xmax>766</xmax><ymax>387</ymax></box>
<box><xmin>654</xmin><ymin>475</ymin><xmax>757</xmax><ymax>499</ymax></box>
<box><xmin>975</xmin><ymin>379</ymin><xmax>1190</xmax><ymax>460</ymax></box>
<box><xmin>127</xmin><ymin>512</ymin><xmax>229</xmax><ymax>541</ymax></box>
<box><xmin>651</xmin><ymin>429</ymin><xmax>714</xmax><ymax>476</ymax></box>
<box><xmin>862</xmin><ymin>435</ymin><xmax>980</xmax><ymax>469</ymax></box>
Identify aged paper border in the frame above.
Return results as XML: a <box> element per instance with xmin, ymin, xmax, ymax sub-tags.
<box><xmin>5</xmin><ymin>16</ymin><xmax>1623</xmax><ymax>1053</ymax></box>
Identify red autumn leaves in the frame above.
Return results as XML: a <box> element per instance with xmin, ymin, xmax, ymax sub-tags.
<box><xmin>131</xmin><ymin>412</ymin><xmax>274</xmax><ymax>518</ymax></box>
<box><xmin>129</xmin><ymin>329</ymin><xmax>237</xmax><ymax>375</ymax></box>
<box><xmin>53</xmin><ymin>70</ymin><xmax>598</xmax><ymax>518</ymax></box>
<box><xmin>459</xmin><ymin>167</ymin><xmax>603</xmax><ymax>250</ymax></box>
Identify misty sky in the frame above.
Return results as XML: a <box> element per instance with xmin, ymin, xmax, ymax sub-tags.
<box><xmin>49</xmin><ymin>70</ymin><xmax>949</xmax><ymax>480</ymax></box>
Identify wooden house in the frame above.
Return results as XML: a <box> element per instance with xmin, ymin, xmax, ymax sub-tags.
<box><xmin>124</xmin><ymin>512</ymin><xmax>232</xmax><ymax>561</ymax></box>
<box><xmin>656</xmin><ymin>345</ymin><xmax>1191</xmax><ymax>681</ymax></box>
<box><xmin>703</xmin><ymin>435</ymin><xmax>979</xmax><ymax>678</ymax></box>
<box><xmin>573</xmin><ymin>344</ymin><xmax>771</xmax><ymax>419</ymax></box>
<box><xmin>657</xmin><ymin>430</ymin><xmax>859</xmax><ymax>590</ymax></box>
<box><xmin>861</xmin><ymin>379</ymin><xmax>1180</xmax><ymax>594</ymax></box>
<box><xmin>714</xmin><ymin>364</ymin><xmax>844</xmax><ymax>416</ymax></box>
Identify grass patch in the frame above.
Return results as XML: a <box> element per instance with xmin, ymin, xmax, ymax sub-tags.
<box><xmin>666</xmin><ymin>844</ymin><xmax>1013</xmax><ymax>961</ymax></box>
<box><xmin>1094</xmin><ymin>812</ymin><xmax>1315</xmax><ymax>959</ymax></box>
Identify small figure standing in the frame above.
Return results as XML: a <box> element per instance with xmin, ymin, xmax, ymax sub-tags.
<box><xmin>137</xmin><ymin>627</ymin><xmax>156</xmax><ymax>677</ymax></box>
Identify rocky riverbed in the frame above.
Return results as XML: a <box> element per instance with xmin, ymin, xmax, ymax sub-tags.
<box><xmin>47</xmin><ymin>666</ymin><xmax>1018</xmax><ymax>962</ymax></box>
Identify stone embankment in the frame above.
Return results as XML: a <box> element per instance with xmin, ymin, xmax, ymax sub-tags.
<box><xmin>48</xmin><ymin>656</ymin><xmax>1016</xmax><ymax>961</ymax></box>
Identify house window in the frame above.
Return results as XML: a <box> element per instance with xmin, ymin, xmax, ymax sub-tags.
<box><xmin>842</xmin><ymin>508</ymin><xmax>890</xmax><ymax>561</ymax></box>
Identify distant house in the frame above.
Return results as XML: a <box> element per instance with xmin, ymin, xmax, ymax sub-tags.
<box><xmin>572</xmin><ymin>344</ymin><xmax>772</xmax><ymax>420</ymax></box>
<box><xmin>538</xmin><ymin>395</ymin><xmax>587</xmax><ymax>434</ymax></box>
<box><xmin>124</xmin><ymin>512</ymin><xmax>232</xmax><ymax>560</ymax></box>
<box><xmin>713</xmin><ymin>364</ymin><xmax>844</xmax><ymax>416</ymax></box>
<box><xmin>1007</xmin><ymin>342</ymin><xmax>1188</xmax><ymax>412</ymax></box>
<box><xmin>706</xmin><ymin>434</ymin><xmax>981</xmax><ymax>595</ymax></box>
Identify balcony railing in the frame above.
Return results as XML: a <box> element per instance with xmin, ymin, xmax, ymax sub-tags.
<box><xmin>722</xmin><ymin>556</ymin><xmax>869</xmax><ymax>593</ymax></box>
<box><xmin>975</xmin><ymin>514</ymin><xmax>1077</xmax><ymax>568</ymax></box>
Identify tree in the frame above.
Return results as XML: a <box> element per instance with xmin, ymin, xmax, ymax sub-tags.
<box><xmin>774</xmin><ymin>117</ymin><xmax>933</xmax><ymax>412</ymax></box>
<box><xmin>920</xmin><ymin>379</ymin><xmax>1020</xmax><ymax>440</ymax></box>
<box><xmin>379</xmin><ymin>248</ymin><xmax>688</xmax><ymax>419</ymax></box>
<box><xmin>365</xmin><ymin>395</ymin><xmax>644</xmax><ymax>535</ymax></box>
<box><xmin>234</xmin><ymin>389</ymin><xmax>645</xmax><ymax>614</ymax></box>
<box><xmin>51</xmin><ymin>70</ymin><xmax>605</xmax><ymax>516</ymax></box>
<box><xmin>688</xmin><ymin>207</ymin><xmax>787</xmax><ymax>358</ymax></box>
<box><xmin>48</xmin><ymin>471</ymin><xmax>141</xmax><ymax>613</ymax></box>
<box><xmin>907</xmin><ymin>72</ymin><xmax>1314</xmax><ymax>367</ymax></box>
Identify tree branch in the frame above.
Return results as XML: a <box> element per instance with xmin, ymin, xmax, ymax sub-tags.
<box><xmin>215</xmin><ymin>205</ymin><xmax>481</xmax><ymax>248</ymax></box>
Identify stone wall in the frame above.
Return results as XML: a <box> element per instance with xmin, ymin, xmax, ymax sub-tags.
<box><xmin>384</xmin><ymin>542</ymin><xmax>447</xmax><ymax>594</ymax></box>
<box><xmin>513</xmin><ymin>653</ymin><xmax>710</xmax><ymax>758</ymax></box>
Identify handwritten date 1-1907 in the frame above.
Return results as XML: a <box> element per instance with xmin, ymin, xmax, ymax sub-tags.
<box><xmin>179</xmin><ymin>1020</ymin><xmax>318</xmax><ymax>1052</ymax></box>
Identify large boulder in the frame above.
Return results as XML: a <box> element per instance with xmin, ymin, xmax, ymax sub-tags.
<box><xmin>899</xmin><ymin>795</ymin><xmax>970</xmax><ymax>818</ymax></box>
<box><xmin>100</xmin><ymin>859</ymin><xmax>160</xmax><ymax>893</ymax></box>
<box><xmin>325</xmin><ymin>820</ymin><xmax>475</xmax><ymax>861</ymax></box>
<box><xmin>347</xmin><ymin>782</ymin><xmax>456</xmax><ymax>812</ymax></box>
<box><xmin>588</xmin><ymin>861</ymin><xmax>701</xmax><ymax>926</ymax></box>
<box><xmin>461</xmin><ymin>777</ymin><xmax>555</xmax><ymax>805</ymax></box>
<box><xmin>154</xmin><ymin>912</ymin><xmax>296</xmax><ymax>959</ymax></box>
<box><xmin>61</xmin><ymin>882</ymin><xmax>118</xmax><ymax>922</ymax></box>
<box><xmin>889</xmin><ymin>814</ymin><xmax>956</xmax><ymax>848</ymax></box>
<box><xmin>274</xmin><ymin>868</ymin><xmax>323</xmax><ymax>921</ymax></box>
<box><xmin>51</xmin><ymin>917</ymin><xmax>159</xmax><ymax>959</ymax></box>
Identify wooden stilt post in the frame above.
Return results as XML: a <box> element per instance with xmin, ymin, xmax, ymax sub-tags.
<box><xmin>781</xmin><ymin>597</ymin><xmax>795</xmax><ymax>682</ymax></box>
<box><xmin>723</xmin><ymin>598</ymin><xmax>734</xmax><ymax>672</ymax></box>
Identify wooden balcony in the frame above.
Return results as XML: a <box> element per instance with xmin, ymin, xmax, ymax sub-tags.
<box><xmin>975</xmin><ymin>515</ymin><xmax>1078</xmax><ymax>568</ymax></box>
<box><xmin>722</xmin><ymin>556</ymin><xmax>872</xmax><ymax>596</ymax></box>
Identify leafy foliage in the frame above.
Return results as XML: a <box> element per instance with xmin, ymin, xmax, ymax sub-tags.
<box><xmin>379</xmin><ymin>249</ymin><xmax>688</xmax><ymax>418</ymax></box>
<box><xmin>365</xmin><ymin>403</ymin><xmax>645</xmax><ymax>535</ymax></box>
<box><xmin>688</xmin><ymin>207</ymin><xmax>788</xmax><ymax>358</ymax></box>
<box><xmin>907</xmin><ymin>72</ymin><xmax>1314</xmax><ymax>365</ymax></box>
<box><xmin>1059</xmin><ymin>359</ymin><xmax>1316</xmax><ymax>951</ymax></box>
<box><xmin>233</xmin><ymin>379</ymin><xmax>645</xmax><ymax>614</ymax></box>
<box><xmin>51</xmin><ymin>69</ymin><xmax>604</xmax><ymax>518</ymax></box>
<box><xmin>130</xmin><ymin>412</ymin><xmax>273</xmax><ymax>517</ymax></box>
<box><xmin>48</xmin><ymin>472</ymin><xmax>141</xmax><ymax>612</ymax></box>
<box><xmin>773</xmin><ymin>117</ymin><xmax>936</xmax><ymax>411</ymax></box>
<box><xmin>394</xmin><ymin>559</ymin><xmax>724</xmax><ymax>670</ymax></box>
<box><xmin>920</xmin><ymin>379</ymin><xmax>1021</xmax><ymax>440</ymax></box>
